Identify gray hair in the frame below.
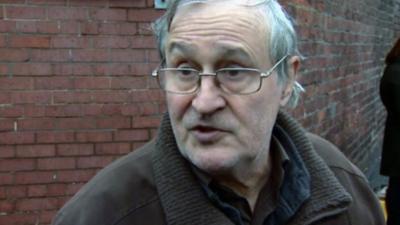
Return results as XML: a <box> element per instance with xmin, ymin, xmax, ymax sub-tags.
<box><xmin>152</xmin><ymin>0</ymin><xmax>304</xmax><ymax>107</ymax></box>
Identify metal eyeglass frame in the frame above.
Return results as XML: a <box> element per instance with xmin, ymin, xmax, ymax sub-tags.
<box><xmin>151</xmin><ymin>54</ymin><xmax>289</xmax><ymax>95</ymax></box>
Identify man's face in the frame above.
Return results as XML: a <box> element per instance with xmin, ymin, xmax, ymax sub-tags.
<box><xmin>164</xmin><ymin>3</ymin><xmax>293</xmax><ymax>175</ymax></box>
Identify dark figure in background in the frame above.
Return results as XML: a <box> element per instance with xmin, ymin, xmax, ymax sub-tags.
<box><xmin>380</xmin><ymin>37</ymin><xmax>400</xmax><ymax>225</ymax></box>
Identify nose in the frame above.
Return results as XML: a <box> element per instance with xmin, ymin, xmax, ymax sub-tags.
<box><xmin>191</xmin><ymin>76</ymin><xmax>226</xmax><ymax>115</ymax></box>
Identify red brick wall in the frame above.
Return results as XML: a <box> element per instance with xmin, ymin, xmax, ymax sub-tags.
<box><xmin>0</xmin><ymin>0</ymin><xmax>399</xmax><ymax>224</ymax></box>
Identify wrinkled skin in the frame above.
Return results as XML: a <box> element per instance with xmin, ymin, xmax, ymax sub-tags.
<box><xmin>165</xmin><ymin>3</ymin><xmax>298</xmax><ymax>195</ymax></box>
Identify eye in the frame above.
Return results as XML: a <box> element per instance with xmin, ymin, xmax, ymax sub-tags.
<box><xmin>177</xmin><ymin>68</ymin><xmax>196</xmax><ymax>76</ymax></box>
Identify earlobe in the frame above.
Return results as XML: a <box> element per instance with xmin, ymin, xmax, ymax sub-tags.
<box><xmin>280</xmin><ymin>56</ymin><xmax>300</xmax><ymax>107</ymax></box>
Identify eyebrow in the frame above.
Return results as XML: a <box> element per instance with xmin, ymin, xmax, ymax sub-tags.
<box><xmin>167</xmin><ymin>41</ymin><xmax>198</xmax><ymax>55</ymax></box>
<box><xmin>167</xmin><ymin>41</ymin><xmax>254</xmax><ymax>64</ymax></box>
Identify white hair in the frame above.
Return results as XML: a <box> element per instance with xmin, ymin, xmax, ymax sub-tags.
<box><xmin>152</xmin><ymin>0</ymin><xmax>304</xmax><ymax>107</ymax></box>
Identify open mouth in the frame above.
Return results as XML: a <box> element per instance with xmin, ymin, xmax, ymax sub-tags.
<box><xmin>190</xmin><ymin>125</ymin><xmax>225</xmax><ymax>143</ymax></box>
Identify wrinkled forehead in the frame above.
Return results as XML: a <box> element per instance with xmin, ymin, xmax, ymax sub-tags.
<box><xmin>177</xmin><ymin>0</ymin><xmax>270</xmax><ymax>7</ymax></box>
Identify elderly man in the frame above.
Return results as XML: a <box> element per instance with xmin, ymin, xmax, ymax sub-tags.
<box><xmin>52</xmin><ymin>0</ymin><xmax>385</xmax><ymax>224</ymax></box>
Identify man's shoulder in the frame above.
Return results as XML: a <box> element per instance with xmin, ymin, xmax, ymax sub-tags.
<box><xmin>306</xmin><ymin>132</ymin><xmax>365</xmax><ymax>178</ymax></box>
<box><xmin>52</xmin><ymin>140</ymin><xmax>163</xmax><ymax>225</ymax></box>
<box><xmin>305</xmin><ymin>133</ymin><xmax>385</xmax><ymax>225</ymax></box>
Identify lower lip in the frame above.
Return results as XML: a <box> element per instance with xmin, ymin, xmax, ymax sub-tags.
<box><xmin>191</xmin><ymin>129</ymin><xmax>223</xmax><ymax>143</ymax></box>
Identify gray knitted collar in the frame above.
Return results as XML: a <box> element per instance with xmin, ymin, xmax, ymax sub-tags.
<box><xmin>152</xmin><ymin>111</ymin><xmax>351</xmax><ymax>225</ymax></box>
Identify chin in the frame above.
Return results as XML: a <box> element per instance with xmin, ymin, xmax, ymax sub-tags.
<box><xmin>189</xmin><ymin>150</ymin><xmax>239</xmax><ymax>175</ymax></box>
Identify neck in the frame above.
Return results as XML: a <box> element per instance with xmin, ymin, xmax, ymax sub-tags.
<box><xmin>212</xmin><ymin>151</ymin><xmax>273</xmax><ymax>211</ymax></box>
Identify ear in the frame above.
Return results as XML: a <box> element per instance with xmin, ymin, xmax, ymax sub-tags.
<box><xmin>280</xmin><ymin>56</ymin><xmax>300</xmax><ymax>106</ymax></box>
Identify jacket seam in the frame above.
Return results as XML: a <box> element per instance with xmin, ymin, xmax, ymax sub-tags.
<box><xmin>112</xmin><ymin>195</ymin><xmax>160</xmax><ymax>225</ymax></box>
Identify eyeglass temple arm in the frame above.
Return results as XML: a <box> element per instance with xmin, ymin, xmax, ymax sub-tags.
<box><xmin>261</xmin><ymin>55</ymin><xmax>289</xmax><ymax>77</ymax></box>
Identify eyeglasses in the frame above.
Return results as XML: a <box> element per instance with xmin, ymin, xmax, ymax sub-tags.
<box><xmin>151</xmin><ymin>55</ymin><xmax>288</xmax><ymax>95</ymax></box>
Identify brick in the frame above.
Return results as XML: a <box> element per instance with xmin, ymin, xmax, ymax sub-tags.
<box><xmin>93</xmin><ymin>63</ymin><xmax>131</xmax><ymax>76</ymax></box>
<box><xmin>132</xmin><ymin>116</ymin><xmax>161</xmax><ymax>128</ymax></box>
<box><xmin>0</xmin><ymin>35</ymin><xmax>5</xmax><ymax>47</ymax></box>
<box><xmin>0</xmin><ymin>146</ymin><xmax>15</xmax><ymax>158</ymax></box>
<box><xmin>45</xmin><ymin>105</ymin><xmax>83</xmax><ymax>117</ymax></box>
<box><xmin>99</xmin><ymin>22</ymin><xmax>137</xmax><ymax>35</ymax></box>
<box><xmin>130</xmin><ymin>90</ymin><xmax>164</xmax><ymax>102</ymax></box>
<box><xmin>56</xmin><ymin>117</ymin><xmax>96</xmax><ymax>130</ymax></box>
<box><xmin>93</xmin><ymin>36</ymin><xmax>131</xmax><ymax>49</ymax></box>
<box><xmin>95</xmin><ymin>143</ymin><xmax>131</xmax><ymax>155</ymax></box>
<box><xmin>36</xmin><ymin>131</ymin><xmax>75</xmax><ymax>144</ymax></box>
<box><xmin>53</xmin><ymin>63</ymin><xmax>93</xmax><ymax>76</ymax></box>
<box><xmin>127</xmin><ymin>9</ymin><xmax>162</xmax><ymax>22</ymax></box>
<box><xmin>10</xmin><ymin>91</ymin><xmax>52</xmax><ymax>104</ymax></box>
<box><xmin>34</xmin><ymin>77</ymin><xmax>73</xmax><ymax>90</ymax></box>
<box><xmin>48</xmin><ymin>7</ymin><xmax>88</xmax><ymax>20</ymax></box>
<box><xmin>109</xmin><ymin>0</ymin><xmax>146</xmax><ymax>8</ymax></box>
<box><xmin>0</xmin><ymin>132</ymin><xmax>35</xmax><ymax>145</ymax></box>
<box><xmin>0</xmin><ymin>49</ymin><xmax>30</xmax><ymax>62</ymax></box>
<box><xmin>137</xmin><ymin>57</ymin><xmax>155</xmax><ymax>75</ymax></box>
<box><xmin>121</xmin><ymin>104</ymin><xmax>139</xmax><ymax>116</ymax></box>
<box><xmin>0</xmin><ymin>64</ymin><xmax>8</xmax><ymax>75</ymax></box>
<box><xmin>130</xmin><ymin>36</ymin><xmax>156</xmax><ymax>48</ymax></box>
<box><xmin>89</xmin><ymin>8</ymin><xmax>127</xmax><ymax>21</ymax></box>
<box><xmin>0</xmin><ymin>173</ymin><xmax>13</xmax><ymax>185</ymax></box>
<box><xmin>0</xmin><ymin>187</ymin><xmax>6</xmax><ymax>199</ymax></box>
<box><xmin>109</xmin><ymin>49</ymin><xmax>146</xmax><ymax>62</ymax></box>
<box><xmin>15</xmin><ymin>171</ymin><xmax>56</xmax><ymax>184</ymax></box>
<box><xmin>10</xmin><ymin>36</ymin><xmax>50</xmax><ymax>48</ymax></box>
<box><xmin>40</xmin><ymin>209</ymin><xmax>58</xmax><ymax>224</ymax></box>
<box><xmin>50</xmin><ymin>35</ymin><xmax>90</xmax><ymax>48</ymax></box>
<box><xmin>37</xmin><ymin>157</ymin><xmax>76</xmax><ymax>170</ymax></box>
<box><xmin>59</xmin><ymin>21</ymin><xmax>80</xmax><ymax>34</ymax></box>
<box><xmin>0</xmin><ymin>106</ymin><xmax>24</xmax><ymax>118</ymax></box>
<box><xmin>80</xmin><ymin>21</ymin><xmax>99</xmax><ymax>35</ymax></box>
<box><xmin>113</xmin><ymin>129</ymin><xmax>149</xmax><ymax>141</ymax></box>
<box><xmin>71</xmin><ymin>49</ymin><xmax>109</xmax><ymax>62</ymax></box>
<box><xmin>7</xmin><ymin>186</ymin><xmax>27</xmax><ymax>198</ymax></box>
<box><xmin>57</xmin><ymin>144</ymin><xmax>93</xmax><ymax>156</ymax></box>
<box><xmin>77</xmin><ymin>156</ymin><xmax>115</xmax><ymax>169</ymax></box>
<box><xmin>73</xmin><ymin>77</ymin><xmax>110</xmax><ymax>89</ymax></box>
<box><xmin>27</xmin><ymin>0</ymin><xmax>67</xmax><ymax>5</ymax></box>
<box><xmin>146</xmin><ymin>49</ymin><xmax>160</xmax><ymax>62</ymax></box>
<box><xmin>16</xmin><ymin>21</ymin><xmax>38</xmax><ymax>33</ymax></box>
<box><xmin>0</xmin><ymin>200</ymin><xmax>14</xmax><ymax>212</ymax></box>
<box><xmin>0</xmin><ymin>21</ymin><xmax>16</xmax><ymax>33</ymax></box>
<box><xmin>30</xmin><ymin>49</ymin><xmax>71</xmax><ymax>62</ymax></box>
<box><xmin>16</xmin><ymin>198</ymin><xmax>59</xmax><ymax>211</ymax></box>
<box><xmin>0</xmin><ymin>119</ymin><xmax>15</xmax><ymax>132</ymax></box>
<box><xmin>18</xmin><ymin>118</ymin><xmax>55</xmax><ymax>130</ymax></box>
<box><xmin>53</xmin><ymin>91</ymin><xmax>92</xmax><ymax>104</ymax></box>
<box><xmin>92</xmin><ymin>91</ymin><xmax>130</xmax><ymax>103</ymax></box>
<box><xmin>0</xmin><ymin>214</ymin><xmax>37</xmax><ymax>225</ymax></box>
<box><xmin>16</xmin><ymin>145</ymin><xmax>56</xmax><ymax>158</ymax></box>
<box><xmin>110</xmin><ymin>77</ymin><xmax>148</xmax><ymax>89</ymax></box>
<box><xmin>0</xmin><ymin>77</ymin><xmax>34</xmax><ymax>90</ymax></box>
<box><xmin>46</xmin><ymin>184</ymin><xmax>66</xmax><ymax>196</ymax></box>
<box><xmin>6</xmin><ymin>6</ymin><xmax>47</xmax><ymax>20</ymax></box>
<box><xmin>27</xmin><ymin>185</ymin><xmax>47</xmax><ymax>197</ymax></box>
<box><xmin>69</xmin><ymin>0</ymin><xmax>107</xmax><ymax>7</ymax></box>
<box><xmin>24</xmin><ymin>105</ymin><xmax>46</xmax><ymax>117</ymax></box>
<box><xmin>100</xmin><ymin>104</ymin><xmax>122</xmax><ymax>115</ymax></box>
<box><xmin>12</xmin><ymin>63</ymin><xmax>53</xmax><ymax>76</ymax></box>
<box><xmin>0</xmin><ymin>159</ymin><xmax>35</xmax><ymax>172</ymax></box>
<box><xmin>56</xmin><ymin>169</ymin><xmax>96</xmax><ymax>182</ymax></box>
<box><xmin>66</xmin><ymin>183</ymin><xmax>84</xmax><ymax>195</ymax></box>
<box><xmin>75</xmin><ymin>131</ymin><xmax>113</xmax><ymax>142</ymax></box>
<box><xmin>96</xmin><ymin>116</ymin><xmax>131</xmax><ymax>129</ymax></box>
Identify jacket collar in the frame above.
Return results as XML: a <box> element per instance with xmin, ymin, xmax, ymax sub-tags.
<box><xmin>152</xmin><ymin>111</ymin><xmax>352</xmax><ymax>225</ymax></box>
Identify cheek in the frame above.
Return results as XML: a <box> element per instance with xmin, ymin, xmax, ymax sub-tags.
<box><xmin>166</xmin><ymin>94</ymin><xmax>192</xmax><ymax>120</ymax></box>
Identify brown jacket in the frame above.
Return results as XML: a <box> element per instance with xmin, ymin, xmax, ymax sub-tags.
<box><xmin>52</xmin><ymin>112</ymin><xmax>385</xmax><ymax>225</ymax></box>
